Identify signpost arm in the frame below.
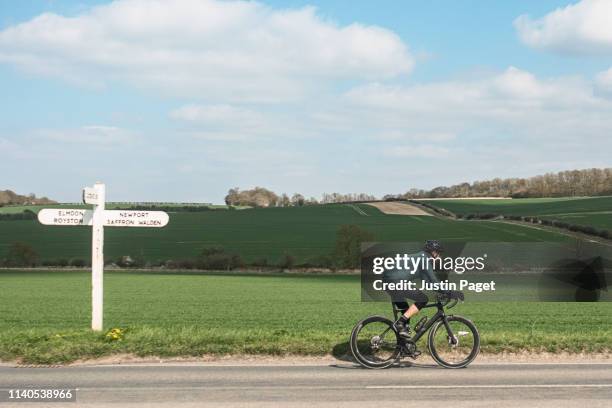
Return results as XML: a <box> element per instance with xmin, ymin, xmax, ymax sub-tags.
<box><xmin>91</xmin><ymin>183</ymin><xmax>105</xmax><ymax>331</ymax></box>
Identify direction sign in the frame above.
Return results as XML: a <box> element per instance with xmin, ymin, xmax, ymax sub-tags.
<box><xmin>38</xmin><ymin>182</ymin><xmax>169</xmax><ymax>331</ymax></box>
<box><xmin>38</xmin><ymin>209</ymin><xmax>169</xmax><ymax>227</ymax></box>
<box><xmin>82</xmin><ymin>187</ymin><xmax>99</xmax><ymax>205</ymax></box>
<box><xmin>104</xmin><ymin>210</ymin><xmax>169</xmax><ymax>227</ymax></box>
<box><xmin>38</xmin><ymin>208</ymin><xmax>92</xmax><ymax>225</ymax></box>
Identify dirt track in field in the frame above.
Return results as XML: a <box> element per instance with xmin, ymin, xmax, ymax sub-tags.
<box><xmin>365</xmin><ymin>201</ymin><xmax>432</xmax><ymax>216</ymax></box>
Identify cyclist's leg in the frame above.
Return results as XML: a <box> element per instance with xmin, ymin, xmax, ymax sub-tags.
<box><xmin>393</xmin><ymin>301</ymin><xmax>409</xmax><ymax>315</ymax></box>
<box><xmin>385</xmin><ymin>285</ymin><xmax>409</xmax><ymax>315</ymax></box>
<box><xmin>392</xmin><ymin>290</ymin><xmax>429</xmax><ymax>339</ymax></box>
<box><xmin>385</xmin><ymin>288</ymin><xmax>412</xmax><ymax>337</ymax></box>
<box><xmin>403</xmin><ymin>290</ymin><xmax>428</xmax><ymax>319</ymax></box>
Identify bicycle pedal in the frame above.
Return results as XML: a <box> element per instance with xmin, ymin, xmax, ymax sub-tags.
<box><xmin>408</xmin><ymin>350</ymin><xmax>422</xmax><ymax>360</ymax></box>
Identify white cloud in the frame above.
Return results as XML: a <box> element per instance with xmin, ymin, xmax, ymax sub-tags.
<box><xmin>384</xmin><ymin>145</ymin><xmax>451</xmax><ymax>159</ymax></box>
<box><xmin>0</xmin><ymin>137</ymin><xmax>28</xmax><ymax>158</ymax></box>
<box><xmin>329</xmin><ymin>67</ymin><xmax>612</xmax><ymax>177</ymax></box>
<box><xmin>373</xmin><ymin>131</ymin><xmax>455</xmax><ymax>142</ymax></box>
<box><xmin>344</xmin><ymin>67</ymin><xmax>602</xmax><ymax>120</ymax></box>
<box><xmin>0</xmin><ymin>0</ymin><xmax>413</xmax><ymax>102</ymax></box>
<box><xmin>595</xmin><ymin>67</ymin><xmax>612</xmax><ymax>94</ymax></box>
<box><xmin>36</xmin><ymin>125</ymin><xmax>138</xmax><ymax>145</ymax></box>
<box><xmin>514</xmin><ymin>0</ymin><xmax>612</xmax><ymax>55</ymax></box>
<box><xmin>170</xmin><ymin>104</ymin><xmax>285</xmax><ymax>140</ymax></box>
<box><xmin>170</xmin><ymin>104</ymin><xmax>263</xmax><ymax>126</ymax></box>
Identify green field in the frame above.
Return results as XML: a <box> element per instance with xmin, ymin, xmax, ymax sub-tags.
<box><xmin>544</xmin><ymin>213</ymin><xmax>612</xmax><ymax>230</ymax></box>
<box><xmin>422</xmin><ymin>197</ymin><xmax>612</xmax><ymax>231</ymax></box>
<box><xmin>0</xmin><ymin>270</ymin><xmax>610</xmax><ymax>364</ymax></box>
<box><xmin>0</xmin><ymin>203</ymin><xmax>571</xmax><ymax>264</ymax></box>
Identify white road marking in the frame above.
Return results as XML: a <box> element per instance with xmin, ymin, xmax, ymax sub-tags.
<box><xmin>367</xmin><ymin>384</ymin><xmax>612</xmax><ymax>390</ymax></box>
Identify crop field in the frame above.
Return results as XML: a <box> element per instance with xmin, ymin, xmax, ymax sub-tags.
<box><xmin>0</xmin><ymin>203</ymin><xmax>570</xmax><ymax>264</ymax></box>
<box><xmin>0</xmin><ymin>270</ymin><xmax>610</xmax><ymax>363</ymax></box>
<box><xmin>540</xmin><ymin>213</ymin><xmax>612</xmax><ymax>230</ymax></box>
<box><xmin>421</xmin><ymin>196</ymin><xmax>612</xmax><ymax>217</ymax></box>
<box><xmin>422</xmin><ymin>196</ymin><xmax>612</xmax><ymax>230</ymax></box>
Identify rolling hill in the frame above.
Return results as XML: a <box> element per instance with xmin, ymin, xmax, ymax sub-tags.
<box><xmin>0</xmin><ymin>202</ymin><xmax>571</xmax><ymax>265</ymax></box>
<box><xmin>422</xmin><ymin>196</ymin><xmax>612</xmax><ymax>230</ymax></box>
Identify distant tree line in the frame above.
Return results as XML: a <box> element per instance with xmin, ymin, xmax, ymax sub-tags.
<box><xmin>402</xmin><ymin>168</ymin><xmax>612</xmax><ymax>199</ymax></box>
<box><xmin>225</xmin><ymin>187</ymin><xmax>321</xmax><ymax>208</ymax></box>
<box><xmin>320</xmin><ymin>193</ymin><xmax>377</xmax><ymax>204</ymax></box>
<box><xmin>225</xmin><ymin>168</ymin><xmax>612</xmax><ymax>208</ymax></box>
<box><xmin>0</xmin><ymin>210</ymin><xmax>37</xmax><ymax>221</ymax></box>
<box><xmin>225</xmin><ymin>187</ymin><xmax>378</xmax><ymax>208</ymax></box>
<box><xmin>0</xmin><ymin>190</ymin><xmax>56</xmax><ymax>206</ymax></box>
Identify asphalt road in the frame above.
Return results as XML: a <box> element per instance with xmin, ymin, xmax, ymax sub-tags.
<box><xmin>1</xmin><ymin>361</ymin><xmax>611</xmax><ymax>407</ymax></box>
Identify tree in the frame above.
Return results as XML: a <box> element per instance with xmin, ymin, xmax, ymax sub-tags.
<box><xmin>4</xmin><ymin>242</ymin><xmax>39</xmax><ymax>267</ymax></box>
<box><xmin>291</xmin><ymin>193</ymin><xmax>305</xmax><ymax>206</ymax></box>
<box><xmin>278</xmin><ymin>253</ymin><xmax>295</xmax><ymax>269</ymax></box>
<box><xmin>224</xmin><ymin>187</ymin><xmax>240</xmax><ymax>206</ymax></box>
<box><xmin>224</xmin><ymin>187</ymin><xmax>279</xmax><ymax>207</ymax></box>
<box><xmin>333</xmin><ymin>225</ymin><xmax>374</xmax><ymax>269</ymax></box>
<box><xmin>70</xmin><ymin>258</ymin><xmax>87</xmax><ymax>267</ymax></box>
<box><xmin>197</xmin><ymin>247</ymin><xmax>242</xmax><ymax>270</ymax></box>
<box><xmin>305</xmin><ymin>197</ymin><xmax>319</xmax><ymax>205</ymax></box>
<box><xmin>279</xmin><ymin>193</ymin><xmax>290</xmax><ymax>207</ymax></box>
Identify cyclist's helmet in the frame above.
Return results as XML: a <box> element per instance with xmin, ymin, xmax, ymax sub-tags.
<box><xmin>424</xmin><ymin>240</ymin><xmax>443</xmax><ymax>254</ymax></box>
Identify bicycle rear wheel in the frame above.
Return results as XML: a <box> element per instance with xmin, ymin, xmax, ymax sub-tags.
<box><xmin>428</xmin><ymin>315</ymin><xmax>480</xmax><ymax>368</ymax></box>
<box><xmin>350</xmin><ymin>316</ymin><xmax>400</xmax><ymax>369</ymax></box>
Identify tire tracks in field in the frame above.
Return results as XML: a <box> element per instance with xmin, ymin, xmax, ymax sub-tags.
<box><xmin>346</xmin><ymin>204</ymin><xmax>368</xmax><ymax>216</ymax></box>
<box><xmin>469</xmin><ymin>220</ymin><xmax>547</xmax><ymax>241</ymax></box>
<box><xmin>497</xmin><ymin>220</ymin><xmax>612</xmax><ymax>248</ymax></box>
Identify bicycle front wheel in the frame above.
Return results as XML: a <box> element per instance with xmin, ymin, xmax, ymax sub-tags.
<box><xmin>428</xmin><ymin>315</ymin><xmax>480</xmax><ymax>368</ymax></box>
<box><xmin>350</xmin><ymin>316</ymin><xmax>400</xmax><ymax>369</ymax></box>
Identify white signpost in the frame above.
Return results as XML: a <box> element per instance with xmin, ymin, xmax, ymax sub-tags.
<box><xmin>37</xmin><ymin>182</ymin><xmax>169</xmax><ymax>331</ymax></box>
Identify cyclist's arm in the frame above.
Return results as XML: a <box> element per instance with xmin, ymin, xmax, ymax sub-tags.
<box><xmin>424</xmin><ymin>257</ymin><xmax>461</xmax><ymax>298</ymax></box>
<box><xmin>422</xmin><ymin>261</ymin><xmax>440</xmax><ymax>285</ymax></box>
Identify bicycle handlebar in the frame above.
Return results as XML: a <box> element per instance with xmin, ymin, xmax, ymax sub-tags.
<box><xmin>436</xmin><ymin>292</ymin><xmax>461</xmax><ymax>309</ymax></box>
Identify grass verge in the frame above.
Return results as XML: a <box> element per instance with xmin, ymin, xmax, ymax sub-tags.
<box><xmin>0</xmin><ymin>270</ymin><xmax>610</xmax><ymax>364</ymax></box>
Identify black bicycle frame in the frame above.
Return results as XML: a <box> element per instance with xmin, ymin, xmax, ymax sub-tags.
<box><xmin>392</xmin><ymin>301</ymin><xmax>452</xmax><ymax>343</ymax></box>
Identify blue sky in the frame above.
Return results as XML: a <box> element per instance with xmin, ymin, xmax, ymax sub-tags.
<box><xmin>1</xmin><ymin>0</ymin><xmax>612</xmax><ymax>202</ymax></box>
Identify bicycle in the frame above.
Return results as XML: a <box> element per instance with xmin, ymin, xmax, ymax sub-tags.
<box><xmin>349</xmin><ymin>293</ymin><xmax>480</xmax><ymax>369</ymax></box>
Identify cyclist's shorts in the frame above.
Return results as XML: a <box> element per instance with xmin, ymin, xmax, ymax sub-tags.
<box><xmin>386</xmin><ymin>286</ymin><xmax>429</xmax><ymax>310</ymax></box>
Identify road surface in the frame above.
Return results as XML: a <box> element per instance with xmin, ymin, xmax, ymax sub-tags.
<box><xmin>1</xmin><ymin>361</ymin><xmax>611</xmax><ymax>407</ymax></box>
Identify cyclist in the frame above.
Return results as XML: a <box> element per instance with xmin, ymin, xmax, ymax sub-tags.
<box><xmin>383</xmin><ymin>240</ymin><xmax>445</xmax><ymax>339</ymax></box>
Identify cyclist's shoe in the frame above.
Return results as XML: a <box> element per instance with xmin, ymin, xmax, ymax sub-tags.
<box><xmin>394</xmin><ymin>317</ymin><xmax>411</xmax><ymax>339</ymax></box>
